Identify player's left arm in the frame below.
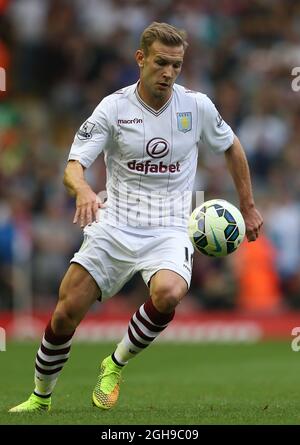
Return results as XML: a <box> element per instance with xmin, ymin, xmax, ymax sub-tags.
<box><xmin>224</xmin><ymin>135</ymin><xmax>263</xmax><ymax>241</ymax></box>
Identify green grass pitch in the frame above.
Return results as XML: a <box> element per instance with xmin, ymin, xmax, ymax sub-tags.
<box><xmin>1</xmin><ymin>340</ymin><xmax>300</xmax><ymax>425</ymax></box>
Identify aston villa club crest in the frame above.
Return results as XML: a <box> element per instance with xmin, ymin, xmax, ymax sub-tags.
<box><xmin>177</xmin><ymin>112</ymin><xmax>192</xmax><ymax>133</ymax></box>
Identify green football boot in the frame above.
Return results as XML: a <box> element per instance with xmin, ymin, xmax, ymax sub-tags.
<box><xmin>92</xmin><ymin>356</ymin><xmax>123</xmax><ymax>410</ymax></box>
<box><xmin>9</xmin><ymin>393</ymin><xmax>51</xmax><ymax>413</ymax></box>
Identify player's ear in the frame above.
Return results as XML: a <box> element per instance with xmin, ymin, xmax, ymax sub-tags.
<box><xmin>135</xmin><ymin>50</ymin><xmax>144</xmax><ymax>68</ymax></box>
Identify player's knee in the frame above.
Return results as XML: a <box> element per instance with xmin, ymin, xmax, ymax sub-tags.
<box><xmin>151</xmin><ymin>284</ymin><xmax>184</xmax><ymax>312</ymax></box>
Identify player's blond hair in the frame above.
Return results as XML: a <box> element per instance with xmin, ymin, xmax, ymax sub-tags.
<box><xmin>140</xmin><ymin>22</ymin><xmax>188</xmax><ymax>55</ymax></box>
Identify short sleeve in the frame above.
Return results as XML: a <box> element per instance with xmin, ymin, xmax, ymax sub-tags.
<box><xmin>200</xmin><ymin>95</ymin><xmax>234</xmax><ymax>154</ymax></box>
<box><xmin>68</xmin><ymin>98</ymin><xmax>112</xmax><ymax>168</ymax></box>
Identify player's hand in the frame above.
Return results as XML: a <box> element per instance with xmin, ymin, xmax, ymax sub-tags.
<box><xmin>241</xmin><ymin>206</ymin><xmax>263</xmax><ymax>242</ymax></box>
<box><xmin>73</xmin><ymin>186</ymin><xmax>106</xmax><ymax>228</ymax></box>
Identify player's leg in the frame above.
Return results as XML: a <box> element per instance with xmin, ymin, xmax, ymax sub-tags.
<box><xmin>113</xmin><ymin>269</ymin><xmax>187</xmax><ymax>364</ymax></box>
<box><xmin>92</xmin><ymin>269</ymin><xmax>187</xmax><ymax>410</ymax></box>
<box><xmin>92</xmin><ymin>230</ymin><xmax>193</xmax><ymax>410</ymax></box>
<box><xmin>9</xmin><ymin>263</ymin><xmax>100</xmax><ymax>413</ymax></box>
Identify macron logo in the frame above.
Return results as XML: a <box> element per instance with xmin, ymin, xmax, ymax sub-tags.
<box><xmin>118</xmin><ymin>118</ymin><xmax>143</xmax><ymax>124</ymax></box>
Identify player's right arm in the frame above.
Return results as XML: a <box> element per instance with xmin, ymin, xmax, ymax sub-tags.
<box><xmin>65</xmin><ymin>97</ymin><xmax>112</xmax><ymax>228</ymax></box>
<box><xmin>63</xmin><ymin>160</ymin><xmax>104</xmax><ymax>228</ymax></box>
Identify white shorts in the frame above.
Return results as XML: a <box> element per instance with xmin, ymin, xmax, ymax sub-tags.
<box><xmin>70</xmin><ymin>221</ymin><xmax>194</xmax><ymax>300</ymax></box>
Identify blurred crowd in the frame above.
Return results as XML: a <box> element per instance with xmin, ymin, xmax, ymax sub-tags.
<box><xmin>0</xmin><ymin>0</ymin><xmax>300</xmax><ymax>313</ymax></box>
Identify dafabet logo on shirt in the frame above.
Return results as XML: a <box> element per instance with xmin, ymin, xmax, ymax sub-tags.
<box><xmin>127</xmin><ymin>160</ymin><xmax>180</xmax><ymax>175</ymax></box>
<box><xmin>127</xmin><ymin>137</ymin><xmax>180</xmax><ymax>174</ymax></box>
<box><xmin>146</xmin><ymin>138</ymin><xmax>169</xmax><ymax>158</ymax></box>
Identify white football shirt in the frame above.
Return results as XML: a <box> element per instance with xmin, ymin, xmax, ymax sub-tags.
<box><xmin>68</xmin><ymin>82</ymin><xmax>234</xmax><ymax>230</ymax></box>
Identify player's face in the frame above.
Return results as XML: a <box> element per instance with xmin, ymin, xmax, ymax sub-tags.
<box><xmin>137</xmin><ymin>41</ymin><xmax>184</xmax><ymax>102</ymax></box>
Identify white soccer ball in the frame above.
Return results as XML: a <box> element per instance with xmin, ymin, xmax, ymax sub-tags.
<box><xmin>188</xmin><ymin>199</ymin><xmax>246</xmax><ymax>257</ymax></box>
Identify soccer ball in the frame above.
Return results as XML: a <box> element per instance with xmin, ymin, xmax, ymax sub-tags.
<box><xmin>188</xmin><ymin>199</ymin><xmax>246</xmax><ymax>257</ymax></box>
